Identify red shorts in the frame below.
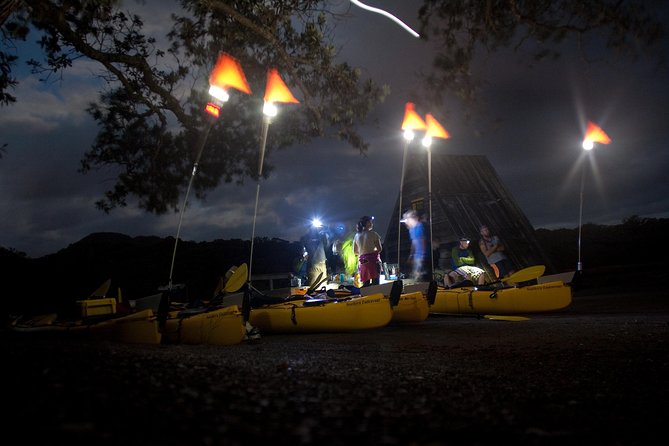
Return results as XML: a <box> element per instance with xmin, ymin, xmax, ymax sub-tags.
<box><xmin>358</xmin><ymin>253</ymin><xmax>381</xmax><ymax>282</ymax></box>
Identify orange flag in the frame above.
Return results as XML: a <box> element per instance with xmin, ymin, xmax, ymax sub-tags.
<box><xmin>401</xmin><ymin>102</ymin><xmax>426</xmax><ymax>131</ymax></box>
<box><xmin>264</xmin><ymin>69</ymin><xmax>299</xmax><ymax>103</ymax></box>
<box><xmin>584</xmin><ymin>121</ymin><xmax>611</xmax><ymax>144</ymax></box>
<box><xmin>425</xmin><ymin>113</ymin><xmax>450</xmax><ymax>139</ymax></box>
<box><xmin>209</xmin><ymin>52</ymin><xmax>252</xmax><ymax>94</ymax></box>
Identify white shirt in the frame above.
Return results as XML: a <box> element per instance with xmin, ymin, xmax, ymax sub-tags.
<box><xmin>354</xmin><ymin>230</ymin><xmax>382</xmax><ymax>256</ymax></box>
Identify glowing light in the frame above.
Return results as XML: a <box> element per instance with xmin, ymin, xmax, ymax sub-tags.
<box><xmin>422</xmin><ymin>135</ymin><xmax>432</xmax><ymax>148</ymax></box>
<box><xmin>583</xmin><ymin>121</ymin><xmax>611</xmax><ymax>148</ymax></box>
<box><xmin>263</xmin><ymin>102</ymin><xmax>278</xmax><ymax>117</ymax></box>
<box><xmin>204</xmin><ymin>102</ymin><xmax>220</xmax><ymax>118</ymax></box>
<box><xmin>350</xmin><ymin>0</ymin><xmax>420</xmax><ymax>38</ymax></box>
<box><xmin>264</xmin><ymin>68</ymin><xmax>299</xmax><ymax>103</ymax></box>
<box><xmin>403</xmin><ymin>129</ymin><xmax>415</xmax><ymax>141</ymax></box>
<box><xmin>208</xmin><ymin>85</ymin><xmax>230</xmax><ymax>103</ymax></box>
<box><xmin>425</xmin><ymin>113</ymin><xmax>450</xmax><ymax>139</ymax></box>
<box><xmin>209</xmin><ymin>52</ymin><xmax>252</xmax><ymax>94</ymax></box>
<box><xmin>311</xmin><ymin>218</ymin><xmax>323</xmax><ymax>228</ymax></box>
<box><xmin>401</xmin><ymin>102</ymin><xmax>426</xmax><ymax>131</ymax></box>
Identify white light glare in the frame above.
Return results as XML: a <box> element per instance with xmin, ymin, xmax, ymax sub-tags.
<box><xmin>208</xmin><ymin>85</ymin><xmax>230</xmax><ymax>102</ymax></box>
<box><xmin>263</xmin><ymin>101</ymin><xmax>278</xmax><ymax>117</ymax></box>
<box><xmin>403</xmin><ymin>129</ymin><xmax>415</xmax><ymax>141</ymax></box>
<box><xmin>582</xmin><ymin>139</ymin><xmax>594</xmax><ymax>151</ymax></box>
<box><xmin>311</xmin><ymin>218</ymin><xmax>323</xmax><ymax>228</ymax></box>
<box><xmin>350</xmin><ymin>0</ymin><xmax>420</xmax><ymax>38</ymax></box>
<box><xmin>422</xmin><ymin>136</ymin><xmax>432</xmax><ymax>148</ymax></box>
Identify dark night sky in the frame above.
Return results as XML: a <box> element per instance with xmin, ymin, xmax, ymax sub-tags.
<box><xmin>1</xmin><ymin>0</ymin><xmax>668</xmax><ymax>258</ymax></box>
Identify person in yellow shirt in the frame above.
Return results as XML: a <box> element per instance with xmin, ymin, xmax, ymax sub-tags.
<box><xmin>445</xmin><ymin>237</ymin><xmax>485</xmax><ymax>287</ymax></box>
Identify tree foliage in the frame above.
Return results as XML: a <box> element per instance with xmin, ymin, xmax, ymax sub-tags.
<box><xmin>0</xmin><ymin>0</ymin><xmax>664</xmax><ymax>211</ymax></box>
<box><xmin>2</xmin><ymin>0</ymin><xmax>388</xmax><ymax>213</ymax></box>
<box><xmin>417</xmin><ymin>0</ymin><xmax>665</xmax><ymax>107</ymax></box>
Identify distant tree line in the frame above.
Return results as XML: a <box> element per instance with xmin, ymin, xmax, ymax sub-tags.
<box><xmin>1</xmin><ymin>216</ymin><xmax>667</xmax><ymax>319</ymax></box>
<box><xmin>534</xmin><ymin>215</ymin><xmax>667</xmax><ymax>273</ymax></box>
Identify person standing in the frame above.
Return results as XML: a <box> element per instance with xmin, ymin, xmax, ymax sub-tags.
<box><xmin>353</xmin><ymin>215</ymin><xmax>383</xmax><ymax>287</ymax></box>
<box><xmin>401</xmin><ymin>210</ymin><xmax>427</xmax><ymax>282</ymax></box>
<box><xmin>301</xmin><ymin>224</ymin><xmax>329</xmax><ymax>287</ymax></box>
<box><xmin>478</xmin><ymin>224</ymin><xmax>515</xmax><ymax>279</ymax></box>
<box><xmin>446</xmin><ymin>237</ymin><xmax>486</xmax><ymax>286</ymax></box>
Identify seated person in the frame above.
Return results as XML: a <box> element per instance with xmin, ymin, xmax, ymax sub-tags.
<box><xmin>445</xmin><ymin>237</ymin><xmax>486</xmax><ymax>287</ymax></box>
<box><xmin>478</xmin><ymin>224</ymin><xmax>515</xmax><ymax>279</ymax></box>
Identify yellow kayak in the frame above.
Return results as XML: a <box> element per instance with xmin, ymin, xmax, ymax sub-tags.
<box><xmin>391</xmin><ymin>291</ymin><xmax>429</xmax><ymax>323</ymax></box>
<box><xmin>249</xmin><ymin>292</ymin><xmax>393</xmax><ymax>334</ymax></box>
<box><xmin>430</xmin><ymin>281</ymin><xmax>572</xmax><ymax>315</ymax></box>
<box><xmin>358</xmin><ymin>280</ymin><xmax>433</xmax><ymax>323</ymax></box>
<box><xmin>9</xmin><ymin>309</ymin><xmax>162</xmax><ymax>345</ymax></box>
<box><xmin>162</xmin><ymin>305</ymin><xmax>246</xmax><ymax>345</ymax></box>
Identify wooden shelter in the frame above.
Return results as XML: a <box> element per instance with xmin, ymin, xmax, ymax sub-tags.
<box><xmin>383</xmin><ymin>153</ymin><xmax>555</xmax><ymax>280</ymax></box>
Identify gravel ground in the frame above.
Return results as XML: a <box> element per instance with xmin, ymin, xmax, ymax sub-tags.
<box><xmin>2</xmin><ymin>278</ymin><xmax>668</xmax><ymax>446</ymax></box>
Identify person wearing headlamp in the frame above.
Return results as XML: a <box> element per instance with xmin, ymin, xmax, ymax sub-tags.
<box><xmin>353</xmin><ymin>215</ymin><xmax>383</xmax><ymax>287</ymax></box>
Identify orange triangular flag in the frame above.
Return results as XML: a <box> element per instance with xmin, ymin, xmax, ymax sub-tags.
<box><xmin>425</xmin><ymin>113</ymin><xmax>450</xmax><ymax>139</ymax></box>
<box><xmin>401</xmin><ymin>102</ymin><xmax>427</xmax><ymax>131</ymax></box>
<box><xmin>264</xmin><ymin>69</ymin><xmax>299</xmax><ymax>104</ymax></box>
<box><xmin>209</xmin><ymin>52</ymin><xmax>252</xmax><ymax>95</ymax></box>
<box><xmin>584</xmin><ymin>121</ymin><xmax>611</xmax><ymax>144</ymax></box>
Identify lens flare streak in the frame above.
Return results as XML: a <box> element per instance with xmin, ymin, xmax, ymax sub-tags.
<box><xmin>350</xmin><ymin>0</ymin><xmax>420</xmax><ymax>38</ymax></box>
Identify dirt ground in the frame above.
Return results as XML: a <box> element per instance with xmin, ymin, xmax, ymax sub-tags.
<box><xmin>2</xmin><ymin>273</ymin><xmax>668</xmax><ymax>446</ymax></box>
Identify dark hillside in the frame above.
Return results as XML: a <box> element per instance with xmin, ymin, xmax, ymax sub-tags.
<box><xmin>1</xmin><ymin>233</ymin><xmax>303</xmax><ymax>318</ymax></box>
<box><xmin>2</xmin><ymin>216</ymin><xmax>667</xmax><ymax>318</ymax></box>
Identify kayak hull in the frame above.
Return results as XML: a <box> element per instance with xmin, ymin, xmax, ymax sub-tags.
<box><xmin>10</xmin><ymin>309</ymin><xmax>162</xmax><ymax>345</ymax></box>
<box><xmin>391</xmin><ymin>291</ymin><xmax>429</xmax><ymax>323</ymax></box>
<box><xmin>249</xmin><ymin>293</ymin><xmax>392</xmax><ymax>334</ymax></box>
<box><xmin>430</xmin><ymin>281</ymin><xmax>572</xmax><ymax>315</ymax></box>
<box><xmin>162</xmin><ymin>305</ymin><xmax>246</xmax><ymax>346</ymax></box>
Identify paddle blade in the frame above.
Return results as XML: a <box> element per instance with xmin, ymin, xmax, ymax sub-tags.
<box><xmin>310</xmin><ymin>275</ymin><xmax>328</xmax><ymax>293</ymax></box>
<box><xmin>90</xmin><ymin>279</ymin><xmax>112</xmax><ymax>298</ymax></box>
<box><xmin>427</xmin><ymin>280</ymin><xmax>438</xmax><ymax>306</ymax></box>
<box><xmin>389</xmin><ymin>280</ymin><xmax>403</xmax><ymax>307</ymax></box>
<box><xmin>484</xmin><ymin>315</ymin><xmax>530</xmax><ymax>321</ymax></box>
<box><xmin>504</xmin><ymin>265</ymin><xmax>545</xmax><ymax>284</ymax></box>
<box><xmin>224</xmin><ymin>263</ymin><xmax>248</xmax><ymax>293</ymax></box>
<box><xmin>213</xmin><ymin>277</ymin><xmax>225</xmax><ymax>297</ymax></box>
<box><xmin>307</xmin><ymin>272</ymin><xmax>324</xmax><ymax>292</ymax></box>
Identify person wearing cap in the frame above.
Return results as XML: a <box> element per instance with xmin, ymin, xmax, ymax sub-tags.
<box><xmin>478</xmin><ymin>224</ymin><xmax>515</xmax><ymax>279</ymax></box>
<box><xmin>353</xmin><ymin>215</ymin><xmax>383</xmax><ymax>287</ymax></box>
<box><xmin>445</xmin><ymin>237</ymin><xmax>486</xmax><ymax>287</ymax></box>
<box><xmin>401</xmin><ymin>210</ymin><xmax>427</xmax><ymax>282</ymax></box>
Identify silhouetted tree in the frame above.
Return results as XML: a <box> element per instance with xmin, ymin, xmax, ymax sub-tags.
<box><xmin>1</xmin><ymin>1</ymin><xmax>663</xmax><ymax>209</ymax></box>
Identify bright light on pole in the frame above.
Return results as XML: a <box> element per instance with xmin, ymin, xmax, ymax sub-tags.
<box><xmin>398</xmin><ymin>103</ymin><xmax>426</xmax><ymax>273</ymax></box>
<box><xmin>168</xmin><ymin>53</ymin><xmax>251</xmax><ymax>291</ymax></box>
<box><xmin>577</xmin><ymin>121</ymin><xmax>611</xmax><ymax>272</ymax></box>
<box><xmin>248</xmin><ymin>68</ymin><xmax>299</xmax><ymax>284</ymax></box>
<box><xmin>423</xmin><ymin>113</ymin><xmax>450</xmax><ymax>281</ymax></box>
